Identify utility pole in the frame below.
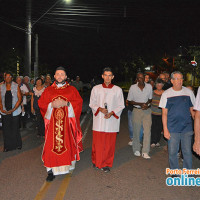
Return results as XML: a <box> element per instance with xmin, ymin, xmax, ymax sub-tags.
<box><xmin>25</xmin><ymin>0</ymin><xmax>66</xmax><ymax>77</ymax></box>
<box><xmin>25</xmin><ymin>0</ymin><xmax>32</xmax><ymax>76</ymax></box>
<box><xmin>34</xmin><ymin>34</ymin><xmax>39</xmax><ymax>79</ymax></box>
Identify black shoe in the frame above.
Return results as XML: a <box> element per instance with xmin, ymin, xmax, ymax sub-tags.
<box><xmin>93</xmin><ymin>163</ymin><xmax>99</xmax><ymax>169</ymax></box>
<box><xmin>101</xmin><ymin>167</ymin><xmax>110</xmax><ymax>173</ymax></box>
<box><xmin>17</xmin><ymin>146</ymin><xmax>22</xmax><ymax>150</ymax></box>
<box><xmin>46</xmin><ymin>173</ymin><xmax>55</xmax><ymax>182</ymax></box>
<box><xmin>3</xmin><ymin>148</ymin><xmax>9</xmax><ymax>152</ymax></box>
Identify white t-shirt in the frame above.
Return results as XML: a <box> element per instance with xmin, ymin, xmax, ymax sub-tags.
<box><xmin>20</xmin><ymin>84</ymin><xmax>29</xmax><ymax>105</ymax></box>
<box><xmin>159</xmin><ymin>87</ymin><xmax>195</xmax><ymax>109</ymax></box>
<box><xmin>127</xmin><ymin>83</ymin><xmax>152</xmax><ymax>108</ymax></box>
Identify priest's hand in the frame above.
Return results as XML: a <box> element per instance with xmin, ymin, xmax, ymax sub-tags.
<box><xmin>104</xmin><ymin>112</ymin><xmax>113</xmax><ymax>119</ymax></box>
<box><xmin>52</xmin><ymin>99</ymin><xmax>68</xmax><ymax>108</ymax></box>
<box><xmin>99</xmin><ymin>107</ymin><xmax>108</xmax><ymax>115</ymax></box>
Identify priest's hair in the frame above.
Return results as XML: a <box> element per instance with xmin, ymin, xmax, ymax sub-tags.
<box><xmin>55</xmin><ymin>66</ymin><xmax>66</xmax><ymax>74</ymax></box>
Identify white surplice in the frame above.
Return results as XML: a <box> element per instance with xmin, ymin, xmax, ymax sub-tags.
<box><xmin>89</xmin><ymin>84</ymin><xmax>125</xmax><ymax>132</ymax></box>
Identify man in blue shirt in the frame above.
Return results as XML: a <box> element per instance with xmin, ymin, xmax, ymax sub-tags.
<box><xmin>159</xmin><ymin>71</ymin><xmax>195</xmax><ymax>170</ymax></box>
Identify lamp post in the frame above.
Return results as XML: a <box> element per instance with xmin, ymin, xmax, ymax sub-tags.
<box><xmin>25</xmin><ymin>0</ymin><xmax>32</xmax><ymax>76</ymax></box>
<box><xmin>25</xmin><ymin>0</ymin><xmax>72</xmax><ymax>77</ymax></box>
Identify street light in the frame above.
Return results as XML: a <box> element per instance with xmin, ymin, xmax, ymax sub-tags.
<box><xmin>26</xmin><ymin>0</ymin><xmax>72</xmax><ymax>77</ymax></box>
<box><xmin>32</xmin><ymin>0</ymin><xmax>72</xmax><ymax>27</ymax></box>
<box><xmin>64</xmin><ymin>0</ymin><xmax>72</xmax><ymax>3</ymax></box>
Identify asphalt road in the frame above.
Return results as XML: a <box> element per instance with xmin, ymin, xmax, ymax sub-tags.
<box><xmin>0</xmin><ymin>95</ymin><xmax>200</xmax><ymax>200</ymax></box>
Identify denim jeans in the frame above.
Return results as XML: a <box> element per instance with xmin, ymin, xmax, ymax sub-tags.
<box><xmin>128</xmin><ymin>110</ymin><xmax>144</xmax><ymax>141</ymax></box>
<box><xmin>128</xmin><ymin>110</ymin><xmax>133</xmax><ymax>140</ymax></box>
<box><xmin>168</xmin><ymin>131</ymin><xmax>193</xmax><ymax>169</ymax></box>
<box><xmin>140</xmin><ymin>126</ymin><xmax>144</xmax><ymax>142</ymax></box>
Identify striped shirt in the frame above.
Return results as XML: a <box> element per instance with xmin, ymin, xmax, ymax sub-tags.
<box><xmin>151</xmin><ymin>91</ymin><xmax>162</xmax><ymax>115</ymax></box>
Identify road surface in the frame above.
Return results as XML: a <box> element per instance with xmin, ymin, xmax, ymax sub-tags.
<box><xmin>0</xmin><ymin>95</ymin><xmax>200</xmax><ymax>200</ymax></box>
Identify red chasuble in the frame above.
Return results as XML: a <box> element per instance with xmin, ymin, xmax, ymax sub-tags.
<box><xmin>38</xmin><ymin>82</ymin><xmax>83</xmax><ymax>168</ymax></box>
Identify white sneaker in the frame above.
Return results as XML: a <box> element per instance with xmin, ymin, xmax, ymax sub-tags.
<box><xmin>155</xmin><ymin>143</ymin><xmax>160</xmax><ymax>147</ymax></box>
<box><xmin>134</xmin><ymin>151</ymin><xmax>141</xmax><ymax>157</ymax></box>
<box><xmin>142</xmin><ymin>153</ymin><xmax>151</xmax><ymax>159</ymax></box>
<box><xmin>128</xmin><ymin>140</ymin><xmax>133</xmax><ymax>146</ymax></box>
<box><xmin>151</xmin><ymin>143</ymin><xmax>156</xmax><ymax>148</ymax></box>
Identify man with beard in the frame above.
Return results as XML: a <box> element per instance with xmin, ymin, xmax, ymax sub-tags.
<box><xmin>38</xmin><ymin>67</ymin><xmax>83</xmax><ymax>182</ymax></box>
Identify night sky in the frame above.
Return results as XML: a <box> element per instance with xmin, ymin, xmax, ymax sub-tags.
<box><xmin>0</xmin><ymin>0</ymin><xmax>200</xmax><ymax>81</ymax></box>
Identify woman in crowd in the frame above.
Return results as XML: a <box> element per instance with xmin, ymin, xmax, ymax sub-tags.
<box><xmin>151</xmin><ymin>78</ymin><xmax>164</xmax><ymax>147</ymax></box>
<box><xmin>31</xmin><ymin>78</ymin><xmax>45</xmax><ymax>137</ymax></box>
<box><xmin>29</xmin><ymin>78</ymin><xmax>35</xmax><ymax>91</ymax></box>
<box><xmin>0</xmin><ymin>72</ymin><xmax>22</xmax><ymax>152</ymax></box>
<box><xmin>44</xmin><ymin>74</ymin><xmax>52</xmax><ymax>88</ymax></box>
<box><xmin>16</xmin><ymin>76</ymin><xmax>30</xmax><ymax>128</ymax></box>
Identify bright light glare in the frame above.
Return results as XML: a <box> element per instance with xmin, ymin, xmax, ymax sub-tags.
<box><xmin>64</xmin><ymin>0</ymin><xmax>72</xmax><ymax>3</ymax></box>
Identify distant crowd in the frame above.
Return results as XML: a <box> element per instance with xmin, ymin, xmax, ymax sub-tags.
<box><xmin>0</xmin><ymin>72</ymin><xmax>86</xmax><ymax>152</ymax></box>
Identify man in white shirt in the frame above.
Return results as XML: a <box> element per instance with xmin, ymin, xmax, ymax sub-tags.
<box><xmin>127</xmin><ymin>73</ymin><xmax>152</xmax><ymax>159</ymax></box>
<box><xmin>89</xmin><ymin>68</ymin><xmax>125</xmax><ymax>172</ymax></box>
<box><xmin>159</xmin><ymin>71</ymin><xmax>195</xmax><ymax>170</ymax></box>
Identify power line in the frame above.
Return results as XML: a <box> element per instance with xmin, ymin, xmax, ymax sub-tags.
<box><xmin>32</xmin><ymin>0</ymin><xmax>62</xmax><ymax>27</ymax></box>
<box><xmin>0</xmin><ymin>17</ymin><xmax>26</xmax><ymax>33</ymax></box>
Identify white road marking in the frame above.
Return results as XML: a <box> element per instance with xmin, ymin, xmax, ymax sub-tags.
<box><xmin>80</xmin><ymin>108</ymin><xmax>91</xmax><ymax>127</ymax></box>
<box><xmin>82</xmin><ymin>117</ymin><xmax>92</xmax><ymax>142</ymax></box>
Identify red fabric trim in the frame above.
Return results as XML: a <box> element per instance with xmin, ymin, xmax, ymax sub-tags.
<box><xmin>92</xmin><ymin>131</ymin><xmax>117</xmax><ymax>168</ymax></box>
<box><xmin>102</xmin><ymin>83</ymin><xmax>114</xmax><ymax>88</ymax></box>
<box><xmin>94</xmin><ymin>107</ymin><xmax>100</xmax><ymax>116</ymax></box>
<box><xmin>52</xmin><ymin>107</ymin><xmax>67</xmax><ymax>155</ymax></box>
<box><xmin>112</xmin><ymin>111</ymin><xmax>119</xmax><ymax>119</ymax></box>
<box><xmin>42</xmin><ymin>109</ymin><xmax>83</xmax><ymax>168</ymax></box>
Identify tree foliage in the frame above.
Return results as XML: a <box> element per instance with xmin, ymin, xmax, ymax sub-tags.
<box><xmin>118</xmin><ymin>54</ymin><xmax>146</xmax><ymax>83</ymax></box>
<box><xmin>0</xmin><ymin>48</ymin><xmax>24</xmax><ymax>77</ymax></box>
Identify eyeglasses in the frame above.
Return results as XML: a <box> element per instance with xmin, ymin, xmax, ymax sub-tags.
<box><xmin>172</xmin><ymin>78</ymin><xmax>183</xmax><ymax>81</ymax></box>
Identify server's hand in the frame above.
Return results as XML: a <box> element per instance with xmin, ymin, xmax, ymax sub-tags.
<box><xmin>104</xmin><ymin>112</ymin><xmax>113</xmax><ymax>119</ymax></box>
<box><xmin>99</xmin><ymin>107</ymin><xmax>108</xmax><ymax>115</ymax></box>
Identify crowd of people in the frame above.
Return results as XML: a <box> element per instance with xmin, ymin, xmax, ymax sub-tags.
<box><xmin>0</xmin><ymin>68</ymin><xmax>200</xmax><ymax>182</ymax></box>
<box><xmin>127</xmin><ymin>71</ymin><xmax>199</xmax><ymax>174</ymax></box>
<box><xmin>0</xmin><ymin>72</ymin><xmax>84</xmax><ymax>150</ymax></box>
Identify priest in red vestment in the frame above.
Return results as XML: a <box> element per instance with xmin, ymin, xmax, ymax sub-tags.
<box><xmin>38</xmin><ymin>67</ymin><xmax>83</xmax><ymax>182</ymax></box>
